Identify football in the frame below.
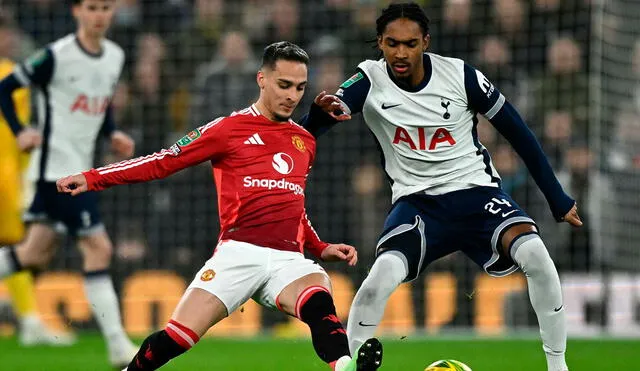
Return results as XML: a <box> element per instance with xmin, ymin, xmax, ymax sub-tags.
<box><xmin>424</xmin><ymin>359</ymin><xmax>472</xmax><ymax>371</ymax></box>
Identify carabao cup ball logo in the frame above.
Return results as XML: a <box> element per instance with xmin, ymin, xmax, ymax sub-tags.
<box><xmin>272</xmin><ymin>152</ymin><xmax>294</xmax><ymax>175</ymax></box>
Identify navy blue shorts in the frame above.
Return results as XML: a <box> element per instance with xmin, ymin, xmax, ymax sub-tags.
<box><xmin>377</xmin><ymin>186</ymin><xmax>536</xmax><ymax>281</ymax></box>
<box><xmin>24</xmin><ymin>181</ymin><xmax>103</xmax><ymax>237</ymax></box>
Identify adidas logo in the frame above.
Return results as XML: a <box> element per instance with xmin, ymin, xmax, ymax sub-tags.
<box><xmin>244</xmin><ymin>133</ymin><xmax>265</xmax><ymax>145</ymax></box>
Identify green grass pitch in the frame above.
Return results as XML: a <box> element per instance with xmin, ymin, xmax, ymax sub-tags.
<box><xmin>0</xmin><ymin>334</ymin><xmax>637</xmax><ymax>370</ymax></box>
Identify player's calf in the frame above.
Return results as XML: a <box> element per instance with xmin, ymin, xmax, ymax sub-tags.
<box><xmin>125</xmin><ymin>320</ymin><xmax>199</xmax><ymax>371</ymax></box>
<box><xmin>296</xmin><ymin>286</ymin><xmax>351</xmax><ymax>368</ymax></box>
<box><xmin>510</xmin><ymin>234</ymin><xmax>568</xmax><ymax>371</ymax></box>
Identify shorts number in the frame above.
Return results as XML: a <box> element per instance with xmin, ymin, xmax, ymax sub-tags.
<box><xmin>484</xmin><ymin>198</ymin><xmax>513</xmax><ymax>216</ymax></box>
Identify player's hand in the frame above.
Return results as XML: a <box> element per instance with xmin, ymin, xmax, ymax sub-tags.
<box><xmin>562</xmin><ymin>203</ymin><xmax>583</xmax><ymax>227</ymax></box>
<box><xmin>17</xmin><ymin>127</ymin><xmax>42</xmax><ymax>152</ymax></box>
<box><xmin>110</xmin><ymin>130</ymin><xmax>135</xmax><ymax>158</ymax></box>
<box><xmin>320</xmin><ymin>243</ymin><xmax>358</xmax><ymax>266</ymax></box>
<box><xmin>314</xmin><ymin>91</ymin><xmax>352</xmax><ymax>121</ymax></box>
<box><xmin>56</xmin><ymin>174</ymin><xmax>88</xmax><ymax>196</ymax></box>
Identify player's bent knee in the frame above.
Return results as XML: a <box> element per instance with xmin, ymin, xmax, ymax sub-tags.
<box><xmin>510</xmin><ymin>235</ymin><xmax>555</xmax><ymax>276</ymax></box>
<box><xmin>500</xmin><ymin>223</ymin><xmax>538</xmax><ymax>257</ymax></box>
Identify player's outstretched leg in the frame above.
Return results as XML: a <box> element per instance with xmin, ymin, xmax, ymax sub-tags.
<box><xmin>346</xmin><ymin>252</ymin><xmax>407</xmax><ymax>354</ymax></box>
<box><xmin>79</xmin><ymin>232</ymin><xmax>137</xmax><ymax>368</ymax></box>
<box><xmin>511</xmin><ymin>234</ymin><xmax>568</xmax><ymax>371</ymax></box>
<box><xmin>124</xmin><ymin>320</ymin><xmax>199</xmax><ymax>371</ymax></box>
<box><xmin>124</xmin><ymin>287</ymin><xmax>228</xmax><ymax>370</ymax></box>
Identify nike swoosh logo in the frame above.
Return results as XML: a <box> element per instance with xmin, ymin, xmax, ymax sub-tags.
<box><xmin>358</xmin><ymin>321</ymin><xmax>377</xmax><ymax>327</ymax></box>
<box><xmin>381</xmin><ymin>103</ymin><xmax>402</xmax><ymax>110</ymax></box>
<box><xmin>554</xmin><ymin>305</ymin><xmax>563</xmax><ymax>312</ymax></box>
<box><xmin>501</xmin><ymin>210</ymin><xmax>517</xmax><ymax>218</ymax></box>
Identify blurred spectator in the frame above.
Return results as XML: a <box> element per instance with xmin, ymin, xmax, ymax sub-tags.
<box><xmin>129</xmin><ymin>33</ymin><xmax>172</xmax><ymax>154</ymax></box>
<box><xmin>341</xmin><ymin>0</ymin><xmax>379</xmax><ymax>67</ymax></box>
<box><xmin>260</xmin><ymin>0</ymin><xmax>310</xmax><ymax>50</ymax></box>
<box><xmin>348</xmin><ymin>161</ymin><xmax>388</xmax><ymax>271</ymax></box>
<box><xmin>110</xmin><ymin>0</ymin><xmax>189</xmax><ymax>65</ymax></box>
<box><xmin>492</xmin><ymin>144</ymin><xmax>527</xmax><ymax>201</ymax></box>
<box><xmin>532</xmin><ymin>36</ymin><xmax>588</xmax><ymax>167</ymax></box>
<box><xmin>169</xmin><ymin>0</ymin><xmax>226</xmax><ymax>85</ymax></box>
<box><xmin>474</xmin><ymin>35</ymin><xmax>530</xmax><ymax>117</ymax></box>
<box><xmin>553</xmin><ymin>138</ymin><xmax>613</xmax><ymax>271</ymax></box>
<box><xmin>609</xmin><ymin>107</ymin><xmax>640</xmax><ymax>171</ymax></box>
<box><xmin>12</xmin><ymin>0</ymin><xmax>74</xmax><ymax>46</ymax></box>
<box><xmin>490</xmin><ymin>0</ymin><xmax>540</xmax><ymax>71</ymax></box>
<box><xmin>298</xmin><ymin>35</ymin><xmax>346</xmax><ymax>116</ymax></box>
<box><xmin>240</xmin><ymin>0</ymin><xmax>273</xmax><ymax>44</ymax></box>
<box><xmin>433</xmin><ymin>0</ymin><xmax>476</xmax><ymax>60</ymax></box>
<box><xmin>190</xmin><ymin>30</ymin><xmax>258</xmax><ymax>124</ymax></box>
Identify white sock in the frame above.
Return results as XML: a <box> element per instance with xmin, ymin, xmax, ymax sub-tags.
<box><xmin>346</xmin><ymin>252</ymin><xmax>408</xmax><ymax>355</ymax></box>
<box><xmin>334</xmin><ymin>355</ymin><xmax>352</xmax><ymax>371</ymax></box>
<box><xmin>83</xmin><ymin>270</ymin><xmax>129</xmax><ymax>348</ymax></box>
<box><xmin>0</xmin><ymin>246</ymin><xmax>19</xmax><ymax>279</ymax></box>
<box><xmin>511</xmin><ymin>236</ymin><xmax>568</xmax><ymax>371</ymax></box>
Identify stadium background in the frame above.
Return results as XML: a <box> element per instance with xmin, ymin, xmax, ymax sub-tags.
<box><xmin>0</xmin><ymin>0</ymin><xmax>639</xmax><ymax>369</ymax></box>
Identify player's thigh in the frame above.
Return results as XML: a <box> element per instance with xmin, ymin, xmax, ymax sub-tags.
<box><xmin>458</xmin><ymin>187</ymin><xmax>536</xmax><ymax>277</ymax></box>
<box><xmin>254</xmin><ymin>250</ymin><xmax>329</xmax><ymax>316</ymax></box>
<box><xmin>376</xmin><ymin>196</ymin><xmax>450</xmax><ymax>282</ymax></box>
<box><xmin>187</xmin><ymin>240</ymin><xmax>269</xmax><ymax>317</ymax></box>
<box><xmin>77</xmin><ymin>229</ymin><xmax>112</xmax><ymax>259</ymax></box>
<box><xmin>171</xmin><ymin>287</ymin><xmax>229</xmax><ymax>338</ymax></box>
<box><xmin>16</xmin><ymin>223</ymin><xmax>59</xmax><ymax>267</ymax></box>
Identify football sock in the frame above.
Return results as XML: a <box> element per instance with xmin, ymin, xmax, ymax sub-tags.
<box><xmin>511</xmin><ymin>235</ymin><xmax>568</xmax><ymax>371</ymax></box>
<box><xmin>5</xmin><ymin>270</ymin><xmax>37</xmax><ymax>318</ymax></box>
<box><xmin>84</xmin><ymin>269</ymin><xmax>129</xmax><ymax>346</ymax></box>
<box><xmin>346</xmin><ymin>252</ymin><xmax>407</xmax><ymax>354</ymax></box>
<box><xmin>0</xmin><ymin>245</ymin><xmax>21</xmax><ymax>279</ymax></box>
<box><xmin>297</xmin><ymin>286</ymin><xmax>350</xmax><ymax>364</ymax></box>
<box><xmin>126</xmin><ymin>320</ymin><xmax>199</xmax><ymax>370</ymax></box>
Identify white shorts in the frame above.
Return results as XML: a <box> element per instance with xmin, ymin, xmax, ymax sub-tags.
<box><xmin>187</xmin><ymin>240</ymin><xmax>327</xmax><ymax>314</ymax></box>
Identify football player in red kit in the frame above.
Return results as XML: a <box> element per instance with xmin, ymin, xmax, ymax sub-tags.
<box><xmin>56</xmin><ymin>42</ymin><xmax>383</xmax><ymax>371</ymax></box>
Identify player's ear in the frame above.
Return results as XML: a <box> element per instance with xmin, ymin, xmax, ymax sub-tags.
<box><xmin>377</xmin><ymin>35</ymin><xmax>383</xmax><ymax>50</ymax></box>
<box><xmin>423</xmin><ymin>34</ymin><xmax>431</xmax><ymax>52</ymax></box>
<box><xmin>257</xmin><ymin>70</ymin><xmax>265</xmax><ymax>90</ymax></box>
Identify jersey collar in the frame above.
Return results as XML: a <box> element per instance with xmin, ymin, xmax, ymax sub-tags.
<box><xmin>74</xmin><ymin>35</ymin><xmax>104</xmax><ymax>59</ymax></box>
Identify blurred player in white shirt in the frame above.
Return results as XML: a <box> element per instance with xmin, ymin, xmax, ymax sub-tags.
<box><xmin>0</xmin><ymin>0</ymin><xmax>137</xmax><ymax>367</ymax></box>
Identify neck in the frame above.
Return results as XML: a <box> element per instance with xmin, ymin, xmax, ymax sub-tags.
<box><xmin>409</xmin><ymin>60</ymin><xmax>425</xmax><ymax>88</ymax></box>
<box><xmin>76</xmin><ymin>28</ymin><xmax>102</xmax><ymax>54</ymax></box>
<box><xmin>254</xmin><ymin>100</ymin><xmax>276</xmax><ymax>122</ymax></box>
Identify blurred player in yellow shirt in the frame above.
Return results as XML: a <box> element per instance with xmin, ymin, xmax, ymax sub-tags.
<box><xmin>0</xmin><ymin>16</ymin><xmax>74</xmax><ymax>346</ymax></box>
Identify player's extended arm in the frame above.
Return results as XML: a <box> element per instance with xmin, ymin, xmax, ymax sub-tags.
<box><xmin>489</xmin><ymin>103</ymin><xmax>575</xmax><ymax>221</ymax></box>
<box><xmin>464</xmin><ymin>64</ymin><xmax>575</xmax><ymax>222</ymax></box>
<box><xmin>300</xmin><ymin>69</ymin><xmax>370</xmax><ymax>138</ymax></box>
<box><xmin>60</xmin><ymin>119</ymin><xmax>229</xmax><ymax>193</ymax></box>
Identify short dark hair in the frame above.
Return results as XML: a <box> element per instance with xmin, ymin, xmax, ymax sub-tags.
<box><xmin>261</xmin><ymin>41</ymin><xmax>309</xmax><ymax>70</ymax></box>
<box><xmin>376</xmin><ymin>2</ymin><xmax>430</xmax><ymax>37</ymax></box>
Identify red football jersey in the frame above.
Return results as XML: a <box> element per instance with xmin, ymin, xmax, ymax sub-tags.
<box><xmin>84</xmin><ymin>105</ymin><xmax>329</xmax><ymax>257</ymax></box>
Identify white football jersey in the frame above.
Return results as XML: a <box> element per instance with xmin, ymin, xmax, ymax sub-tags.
<box><xmin>14</xmin><ymin>34</ymin><xmax>124</xmax><ymax>182</ymax></box>
<box><xmin>338</xmin><ymin>53</ymin><xmax>505</xmax><ymax>203</ymax></box>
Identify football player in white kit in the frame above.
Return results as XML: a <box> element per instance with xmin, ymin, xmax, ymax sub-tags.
<box><xmin>0</xmin><ymin>0</ymin><xmax>137</xmax><ymax>367</ymax></box>
<box><xmin>302</xmin><ymin>3</ymin><xmax>582</xmax><ymax>371</ymax></box>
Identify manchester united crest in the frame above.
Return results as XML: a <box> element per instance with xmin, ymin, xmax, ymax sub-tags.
<box><xmin>200</xmin><ymin>269</ymin><xmax>215</xmax><ymax>281</ymax></box>
<box><xmin>292</xmin><ymin>135</ymin><xmax>306</xmax><ymax>152</ymax></box>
